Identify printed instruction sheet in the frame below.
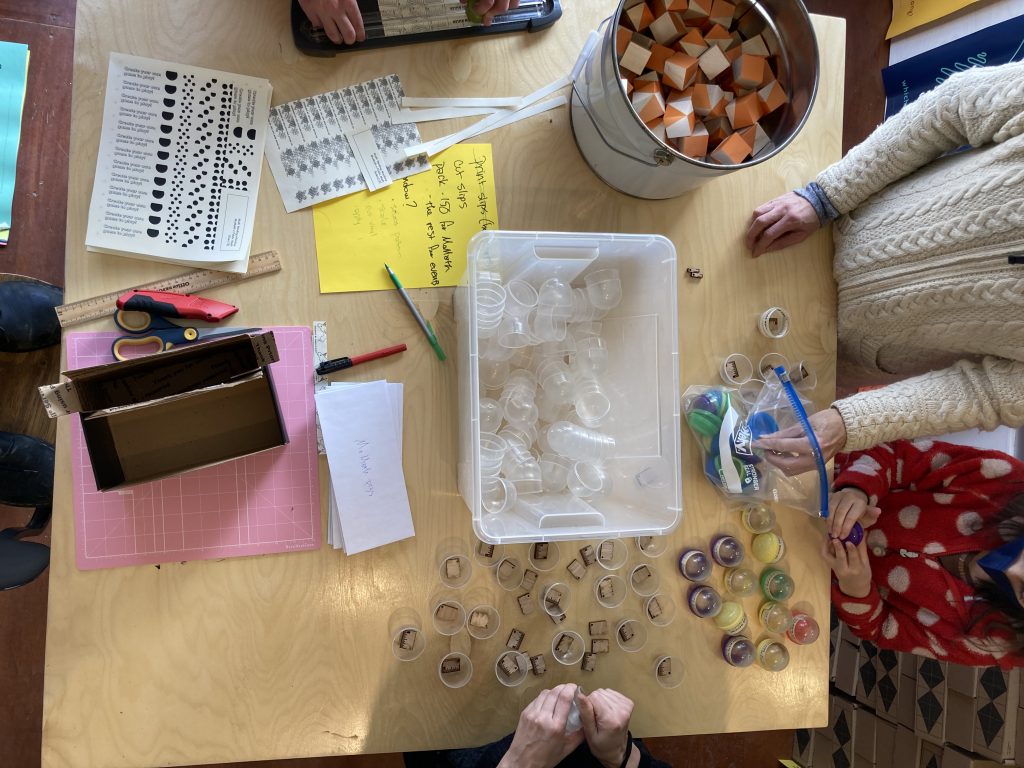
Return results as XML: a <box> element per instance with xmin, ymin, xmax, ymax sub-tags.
<box><xmin>85</xmin><ymin>53</ymin><xmax>271</xmax><ymax>273</ymax></box>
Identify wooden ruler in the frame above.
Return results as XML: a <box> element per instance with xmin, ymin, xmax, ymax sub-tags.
<box><xmin>55</xmin><ymin>250</ymin><xmax>282</xmax><ymax>327</ymax></box>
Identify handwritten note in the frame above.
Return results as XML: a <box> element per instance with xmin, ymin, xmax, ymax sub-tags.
<box><xmin>316</xmin><ymin>380</ymin><xmax>413</xmax><ymax>555</ymax></box>
<box><xmin>312</xmin><ymin>143</ymin><xmax>498</xmax><ymax>293</ymax></box>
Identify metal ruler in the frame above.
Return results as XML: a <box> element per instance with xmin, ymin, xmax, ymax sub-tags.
<box><xmin>55</xmin><ymin>250</ymin><xmax>282</xmax><ymax>328</ymax></box>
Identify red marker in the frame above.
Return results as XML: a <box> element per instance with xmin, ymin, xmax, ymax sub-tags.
<box><xmin>315</xmin><ymin>343</ymin><xmax>407</xmax><ymax>375</ymax></box>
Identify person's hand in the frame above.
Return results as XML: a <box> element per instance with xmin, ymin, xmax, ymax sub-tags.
<box><xmin>820</xmin><ymin>536</ymin><xmax>872</xmax><ymax>598</ymax></box>
<box><xmin>828</xmin><ymin>487</ymin><xmax>882</xmax><ymax>540</ymax></box>
<box><xmin>753</xmin><ymin>407</ymin><xmax>848</xmax><ymax>476</ymax></box>
<box><xmin>299</xmin><ymin>0</ymin><xmax>366</xmax><ymax>45</ymax></box>
<box><xmin>578</xmin><ymin>688</ymin><xmax>635</xmax><ymax>768</ymax></box>
<box><xmin>463</xmin><ymin>0</ymin><xmax>521</xmax><ymax>25</ymax></box>
<box><xmin>745</xmin><ymin>191</ymin><xmax>820</xmax><ymax>257</ymax></box>
<box><xmin>497</xmin><ymin>684</ymin><xmax>585</xmax><ymax>768</ymax></box>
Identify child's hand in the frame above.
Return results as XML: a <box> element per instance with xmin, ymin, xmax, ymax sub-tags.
<box><xmin>299</xmin><ymin>0</ymin><xmax>366</xmax><ymax>45</ymax></box>
<box><xmin>820</xmin><ymin>536</ymin><xmax>872</xmax><ymax>598</ymax></box>
<box><xmin>828</xmin><ymin>487</ymin><xmax>881</xmax><ymax>540</ymax></box>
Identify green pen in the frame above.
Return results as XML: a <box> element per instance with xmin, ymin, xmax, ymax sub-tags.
<box><xmin>383</xmin><ymin>263</ymin><xmax>447</xmax><ymax>361</ymax></box>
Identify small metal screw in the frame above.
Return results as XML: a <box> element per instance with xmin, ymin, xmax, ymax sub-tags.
<box><xmin>686</xmin><ymin>267</ymin><xmax>703</xmax><ymax>279</ymax></box>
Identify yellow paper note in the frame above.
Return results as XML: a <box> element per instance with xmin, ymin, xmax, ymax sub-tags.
<box><xmin>313</xmin><ymin>144</ymin><xmax>498</xmax><ymax>293</ymax></box>
<box><xmin>887</xmin><ymin>0</ymin><xmax>980</xmax><ymax>39</ymax></box>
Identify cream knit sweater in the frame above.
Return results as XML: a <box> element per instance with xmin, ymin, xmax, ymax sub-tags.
<box><xmin>813</xmin><ymin>61</ymin><xmax>1024</xmax><ymax>451</ymax></box>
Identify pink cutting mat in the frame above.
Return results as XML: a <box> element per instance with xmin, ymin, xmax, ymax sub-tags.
<box><xmin>67</xmin><ymin>326</ymin><xmax>321</xmax><ymax>570</ymax></box>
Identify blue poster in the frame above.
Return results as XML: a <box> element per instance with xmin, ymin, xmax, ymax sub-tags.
<box><xmin>882</xmin><ymin>14</ymin><xmax>1024</xmax><ymax>117</ymax></box>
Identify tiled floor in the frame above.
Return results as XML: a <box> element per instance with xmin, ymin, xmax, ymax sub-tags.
<box><xmin>0</xmin><ymin>1</ymin><xmax>892</xmax><ymax>766</ymax></box>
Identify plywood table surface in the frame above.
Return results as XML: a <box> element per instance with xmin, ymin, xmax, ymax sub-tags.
<box><xmin>43</xmin><ymin>1</ymin><xmax>844</xmax><ymax>765</ymax></box>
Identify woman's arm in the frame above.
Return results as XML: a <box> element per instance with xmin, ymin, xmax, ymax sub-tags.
<box><xmin>816</xmin><ymin>61</ymin><xmax>1024</xmax><ymax>215</ymax></box>
<box><xmin>834</xmin><ymin>357</ymin><xmax>1024</xmax><ymax>452</ymax></box>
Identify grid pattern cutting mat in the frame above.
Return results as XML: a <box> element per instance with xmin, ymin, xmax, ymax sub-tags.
<box><xmin>67</xmin><ymin>326</ymin><xmax>321</xmax><ymax>570</ymax></box>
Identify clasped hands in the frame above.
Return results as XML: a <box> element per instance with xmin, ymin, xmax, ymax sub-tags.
<box><xmin>497</xmin><ymin>685</ymin><xmax>635</xmax><ymax>768</ymax></box>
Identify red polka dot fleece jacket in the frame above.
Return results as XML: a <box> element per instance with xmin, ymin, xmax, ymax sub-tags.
<box><xmin>832</xmin><ymin>439</ymin><xmax>1024</xmax><ymax>668</ymax></box>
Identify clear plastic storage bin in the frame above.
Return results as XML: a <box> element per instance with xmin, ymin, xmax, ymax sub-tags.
<box><xmin>456</xmin><ymin>231</ymin><xmax>682</xmax><ymax>544</ymax></box>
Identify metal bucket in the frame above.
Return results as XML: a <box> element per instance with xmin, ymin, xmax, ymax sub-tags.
<box><xmin>570</xmin><ymin>0</ymin><xmax>819</xmax><ymax>199</ymax></box>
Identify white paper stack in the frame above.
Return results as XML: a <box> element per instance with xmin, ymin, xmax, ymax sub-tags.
<box><xmin>315</xmin><ymin>380</ymin><xmax>414</xmax><ymax>555</ymax></box>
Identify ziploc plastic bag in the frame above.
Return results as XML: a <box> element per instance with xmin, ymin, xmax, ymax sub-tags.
<box><xmin>682</xmin><ymin>367</ymin><xmax>828</xmax><ymax>518</ymax></box>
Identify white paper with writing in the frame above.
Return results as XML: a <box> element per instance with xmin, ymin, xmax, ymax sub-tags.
<box><xmin>350</xmin><ymin>129</ymin><xmax>393</xmax><ymax>191</ymax></box>
<box><xmin>326</xmin><ymin>381</ymin><xmax>404</xmax><ymax>550</ymax></box>
<box><xmin>316</xmin><ymin>381</ymin><xmax>411</xmax><ymax>554</ymax></box>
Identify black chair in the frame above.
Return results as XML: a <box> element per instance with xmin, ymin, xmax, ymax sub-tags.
<box><xmin>0</xmin><ymin>509</ymin><xmax>51</xmax><ymax>590</ymax></box>
<box><xmin>0</xmin><ymin>431</ymin><xmax>54</xmax><ymax>590</ymax></box>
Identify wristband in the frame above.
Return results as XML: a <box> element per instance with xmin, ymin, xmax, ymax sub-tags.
<box><xmin>618</xmin><ymin>731</ymin><xmax>634</xmax><ymax>768</ymax></box>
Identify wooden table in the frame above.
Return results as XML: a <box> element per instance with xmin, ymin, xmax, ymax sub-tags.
<box><xmin>42</xmin><ymin>2</ymin><xmax>844</xmax><ymax>765</ymax></box>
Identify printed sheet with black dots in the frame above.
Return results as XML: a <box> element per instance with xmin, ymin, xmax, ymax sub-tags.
<box><xmin>85</xmin><ymin>54</ymin><xmax>272</xmax><ymax>274</ymax></box>
<box><xmin>264</xmin><ymin>74</ymin><xmax>430</xmax><ymax>213</ymax></box>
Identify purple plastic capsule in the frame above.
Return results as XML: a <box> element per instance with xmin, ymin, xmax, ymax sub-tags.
<box><xmin>842</xmin><ymin>522</ymin><xmax>865</xmax><ymax>546</ymax></box>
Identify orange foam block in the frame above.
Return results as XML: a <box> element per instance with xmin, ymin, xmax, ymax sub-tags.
<box><xmin>691</xmin><ymin>82</ymin><xmax>725</xmax><ymax>116</ymax></box>
<box><xmin>758</xmin><ymin>80</ymin><xmax>788</xmax><ymax>114</ymax></box>
<box><xmin>677</xmin><ymin>28</ymin><xmax>707</xmax><ymax>57</ymax></box>
<box><xmin>648</xmin><ymin>11</ymin><xmax>687</xmax><ymax>44</ymax></box>
<box><xmin>624</xmin><ymin>3</ymin><xmax>655</xmax><ymax>31</ymax></box>
<box><xmin>616</xmin><ymin>25</ymin><xmax>633</xmax><ymax>57</ymax></box>
<box><xmin>703</xmin><ymin>23</ymin><xmax>732</xmax><ymax>50</ymax></box>
<box><xmin>732</xmin><ymin>54</ymin><xmax>766</xmax><ymax>88</ymax></box>
<box><xmin>664</xmin><ymin>96</ymin><xmax>697</xmax><ymax>138</ymax></box>
<box><xmin>680</xmin><ymin>0</ymin><xmax>711</xmax><ymax>20</ymax></box>
<box><xmin>621</xmin><ymin>77</ymin><xmax>634</xmax><ymax>96</ymax></box>
<box><xmin>632</xmin><ymin>83</ymin><xmax>666</xmax><ymax>123</ymax></box>
<box><xmin>708</xmin><ymin>0</ymin><xmax>735</xmax><ymax>27</ymax></box>
<box><xmin>619</xmin><ymin>41</ymin><xmax>653</xmax><ymax>75</ymax></box>
<box><xmin>740</xmin><ymin>33</ymin><xmax>770</xmax><ymax>56</ymax></box>
<box><xmin>704</xmin><ymin>115</ymin><xmax>731</xmax><ymax>146</ymax></box>
<box><xmin>725</xmin><ymin>91</ymin><xmax>762</xmax><ymax>129</ymax></box>
<box><xmin>662</xmin><ymin>52</ymin><xmax>698</xmax><ymax>90</ymax></box>
<box><xmin>697</xmin><ymin>44</ymin><xmax>729</xmax><ymax>79</ymax></box>
<box><xmin>646</xmin><ymin>117</ymin><xmax>667</xmax><ymax>143</ymax></box>
<box><xmin>710</xmin><ymin>131</ymin><xmax>750</xmax><ymax>164</ymax></box>
<box><xmin>647</xmin><ymin>43</ymin><xmax>677</xmax><ymax>74</ymax></box>
<box><xmin>680</xmin><ymin>121</ymin><xmax>709</xmax><ymax>157</ymax></box>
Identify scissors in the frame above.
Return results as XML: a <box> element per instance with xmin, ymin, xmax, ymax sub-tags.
<box><xmin>111</xmin><ymin>309</ymin><xmax>260</xmax><ymax>361</ymax></box>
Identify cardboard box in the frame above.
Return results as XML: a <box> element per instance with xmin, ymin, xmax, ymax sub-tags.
<box><xmin>940</xmin><ymin>745</ymin><xmax>1002</xmax><ymax>768</ymax></box>
<box><xmin>835</xmin><ymin>640</ymin><xmax>860</xmax><ymax>697</ymax></box>
<box><xmin>915</xmin><ymin>657</ymin><xmax>948</xmax><ymax>743</ymax></box>
<box><xmin>1014</xmin><ymin>707</ymin><xmax>1024</xmax><ymax>766</ymax></box>
<box><xmin>831</xmin><ymin>694</ymin><xmax>857</xmax><ymax>768</ymax></box>
<box><xmin>947</xmin><ymin>664</ymin><xmax>979</xmax><ymax>698</ymax></box>
<box><xmin>814</xmin><ymin>724</ymin><xmax>835</xmax><ymax>765</ymax></box>
<box><xmin>841</xmin><ymin>621</ymin><xmax>862</xmax><ymax>648</ymax></box>
<box><xmin>792</xmin><ymin>728</ymin><xmax>814</xmax><ymax>767</ymax></box>
<box><xmin>39</xmin><ymin>332</ymin><xmax>287</xmax><ymax>490</ymax></box>
<box><xmin>945</xmin><ymin>691</ymin><xmax>976</xmax><ymax>752</ymax></box>
<box><xmin>899</xmin><ymin>651</ymin><xmax>918</xmax><ymax>681</ymax></box>
<box><xmin>875</xmin><ymin>648</ymin><xmax>902</xmax><ymax>722</ymax></box>
<box><xmin>856</xmin><ymin>641</ymin><xmax>880</xmax><ymax>709</ymax></box>
<box><xmin>918</xmin><ymin>737</ymin><xmax>943</xmax><ymax>768</ymax></box>
<box><xmin>854</xmin><ymin>707</ymin><xmax>878</xmax><ymax>764</ymax></box>
<box><xmin>874</xmin><ymin>719</ymin><xmax>898</xmax><ymax>768</ymax></box>
<box><xmin>898</xmin><ymin>674</ymin><xmax>918</xmax><ymax>730</ymax></box>
<box><xmin>894</xmin><ymin>725</ymin><xmax>917</xmax><ymax>767</ymax></box>
<box><xmin>971</xmin><ymin>666</ymin><xmax>1019</xmax><ymax>760</ymax></box>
